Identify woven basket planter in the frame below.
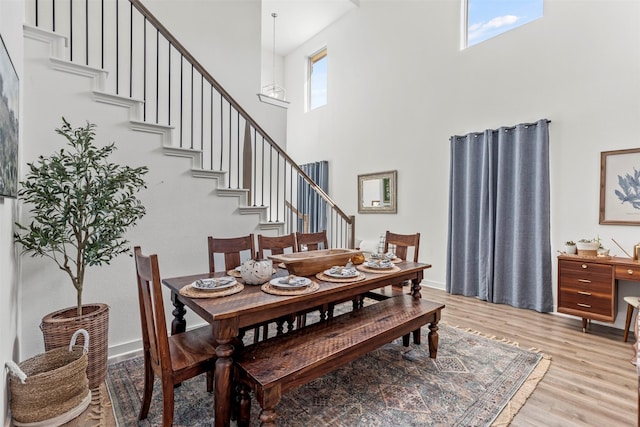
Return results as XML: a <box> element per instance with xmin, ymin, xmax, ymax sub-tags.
<box><xmin>41</xmin><ymin>303</ymin><xmax>109</xmax><ymax>390</ymax></box>
<box><xmin>8</xmin><ymin>329</ymin><xmax>91</xmax><ymax>426</ymax></box>
<box><xmin>576</xmin><ymin>241</ymin><xmax>600</xmax><ymax>257</ymax></box>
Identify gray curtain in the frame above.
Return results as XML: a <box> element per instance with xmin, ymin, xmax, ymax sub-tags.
<box><xmin>446</xmin><ymin>119</ymin><xmax>552</xmax><ymax>312</ymax></box>
<box><xmin>298</xmin><ymin>161</ymin><xmax>328</xmax><ymax>233</ymax></box>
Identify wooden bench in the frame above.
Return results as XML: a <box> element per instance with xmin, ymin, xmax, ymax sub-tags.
<box><xmin>233</xmin><ymin>295</ymin><xmax>444</xmax><ymax>427</ymax></box>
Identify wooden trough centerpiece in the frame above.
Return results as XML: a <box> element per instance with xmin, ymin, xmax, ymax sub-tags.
<box><xmin>269</xmin><ymin>249</ymin><xmax>359</xmax><ymax>276</ymax></box>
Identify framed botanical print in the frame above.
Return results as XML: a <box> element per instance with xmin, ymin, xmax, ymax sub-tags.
<box><xmin>600</xmin><ymin>148</ymin><xmax>640</xmax><ymax>225</ymax></box>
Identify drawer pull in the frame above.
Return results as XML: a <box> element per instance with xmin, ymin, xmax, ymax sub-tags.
<box><xmin>577</xmin><ymin>279</ymin><xmax>592</xmax><ymax>283</ymax></box>
<box><xmin>578</xmin><ymin>291</ymin><xmax>592</xmax><ymax>296</ymax></box>
<box><xmin>577</xmin><ymin>303</ymin><xmax>592</xmax><ymax>308</ymax></box>
<box><xmin>629</xmin><ymin>269</ymin><xmax>635</xmax><ymax>275</ymax></box>
<box><xmin>581</xmin><ymin>264</ymin><xmax>588</xmax><ymax>269</ymax></box>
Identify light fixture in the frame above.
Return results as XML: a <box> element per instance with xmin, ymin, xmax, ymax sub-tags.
<box><xmin>258</xmin><ymin>12</ymin><xmax>290</xmax><ymax>108</ymax></box>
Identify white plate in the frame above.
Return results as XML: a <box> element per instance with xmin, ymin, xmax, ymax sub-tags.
<box><xmin>192</xmin><ymin>277</ymin><xmax>237</xmax><ymax>291</ymax></box>
<box><xmin>324</xmin><ymin>268</ymin><xmax>359</xmax><ymax>278</ymax></box>
<box><xmin>270</xmin><ymin>276</ymin><xmax>312</xmax><ymax>289</ymax></box>
<box><xmin>364</xmin><ymin>261</ymin><xmax>394</xmax><ymax>270</ymax></box>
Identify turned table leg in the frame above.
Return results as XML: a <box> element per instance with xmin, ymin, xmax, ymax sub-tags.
<box><xmin>213</xmin><ymin>319</ymin><xmax>238</xmax><ymax>427</ymax></box>
<box><xmin>428</xmin><ymin>320</ymin><xmax>439</xmax><ymax>359</ymax></box>
<box><xmin>170</xmin><ymin>292</ymin><xmax>186</xmax><ymax>335</ymax></box>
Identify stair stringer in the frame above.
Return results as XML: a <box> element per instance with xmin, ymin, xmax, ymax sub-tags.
<box><xmin>23</xmin><ymin>24</ymin><xmax>283</xmax><ymax>233</ymax></box>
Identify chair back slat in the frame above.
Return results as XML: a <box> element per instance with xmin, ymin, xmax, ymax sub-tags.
<box><xmin>257</xmin><ymin>233</ymin><xmax>297</xmax><ymax>259</ymax></box>
<box><xmin>295</xmin><ymin>231</ymin><xmax>329</xmax><ymax>251</ymax></box>
<box><xmin>208</xmin><ymin>234</ymin><xmax>256</xmax><ymax>272</ymax></box>
<box><xmin>384</xmin><ymin>231</ymin><xmax>420</xmax><ymax>262</ymax></box>
<box><xmin>134</xmin><ymin>246</ymin><xmax>170</xmax><ymax>373</ymax></box>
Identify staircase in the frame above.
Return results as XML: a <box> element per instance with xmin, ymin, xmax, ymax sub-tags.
<box><xmin>23</xmin><ymin>0</ymin><xmax>355</xmax><ymax>248</ymax></box>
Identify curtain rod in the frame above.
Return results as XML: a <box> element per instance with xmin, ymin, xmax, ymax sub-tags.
<box><xmin>452</xmin><ymin>119</ymin><xmax>552</xmax><ymax>138</ymax></box>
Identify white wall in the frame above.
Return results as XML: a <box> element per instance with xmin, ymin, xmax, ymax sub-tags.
<box><xmin>284</xmin><ymin>0</ymin><xmax>640</xmax><ymax>328</ymax></box>
<box><xmin>16</xmin><ymin>0</ymin><xmax>287</xmax><ymax>372</ymax></box>
<box><xmin>0</xmin><ymin>0</ymin><xmax>24</xmax><ymax>423</ymax></box>
<box><xmin>144</xmin><ymin>0</ymin><xmax>288</xmax><ymax>146</ymax></box>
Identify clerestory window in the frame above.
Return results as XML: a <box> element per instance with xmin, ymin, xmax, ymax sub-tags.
<box><xmin>308</xmin><ymin>48</ymin><xmax>327</xmax><ymax>111</ymax></box>
<box><xmin>465</xmin><ymin>0</ymin><xmax>543</xmax><ymax>48</ymax></box>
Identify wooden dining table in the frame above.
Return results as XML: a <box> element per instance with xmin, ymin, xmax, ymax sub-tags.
<box><xmin>162</xmin><ymin>260</ymin><xmax>432</xmax><ymax>427</ymax></box>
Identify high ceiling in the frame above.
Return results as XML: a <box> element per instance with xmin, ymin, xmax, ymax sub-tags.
<box><xmin>261</xmin><ymin>0</ymin><xmax>358</xmax><ymax>56</ymax></box>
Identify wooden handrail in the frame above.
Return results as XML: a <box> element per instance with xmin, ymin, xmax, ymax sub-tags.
<box><xmin>285</xmin><ymin>201</ymin><xmax>309</xmax><ymax>233</ymax></box>
<box><xmin>129</xmin><ymin>0</ymin><xmax>353</xmax><ymax>225</ymax></box>
<box><xmin>28</xmin><ymin>0</ymin><xmax>355</xmax><ymax>247</ymax></box>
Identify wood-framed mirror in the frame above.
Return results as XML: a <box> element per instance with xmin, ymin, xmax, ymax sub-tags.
<box><xmin>358</xmin><ymin>170</ymin><xmax>397</xmax><ymax>214</ymax></box>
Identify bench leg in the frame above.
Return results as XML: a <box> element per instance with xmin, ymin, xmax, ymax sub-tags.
<box><xmin>413</xmin><ymin>328</ymin><xmax>421</xmax><ymax>345</ymax></box>
<box><xmin>402</xmin><ymin>327</ymin><xmax>422</xmax><ymax>346</ymax></box>
<box><xmin>259</xmin><ymin>407</ymin><xmax>277</xmax><ymax>427</ymax></box>
<box><xmin>236</xmin><ymin>383</ymin><xmax>251</xmax><ymax>427</ymax></box>
<box><xmin>428</xmin><ymin>321</ymin><xmax>439</xmax><ymax>358</ymax></box>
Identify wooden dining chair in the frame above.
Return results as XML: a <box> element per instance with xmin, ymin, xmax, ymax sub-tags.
<box><xmin>384</xmin><ymin>230</ymin><xmax>420</xmax><ymax>263</ymax></box>
<box><xmin>296</xmin><ymin>230</ymin><xmax>329</xmax><ymax>251</ymax></box>
<box><xmin>257</xmin><ymin>233</ymin><xmax>297</xmax><ymax>259</ymax></box>
<box><xmin>207</xmin><ymin>234</ymin><xmax>256</xmax><ymax>273</ymax></box>
<box><xmin>365</xmin><ymin>231</ymin><xmax>422</xmax><ymax>344</ymax></box>
<box><xmin>134</xmin><ymin>246</ymin><xmax>216</xmax><ymax>427</ymax></box>
<box><xmin>256</xmin><ymin>233</ymin><xmax>301</xmax><ymax>335</ymax></box>
<box><xmin>207</xmin><ymin>234</ymin><xmax>272</xmax><ymax>343</ymax></box>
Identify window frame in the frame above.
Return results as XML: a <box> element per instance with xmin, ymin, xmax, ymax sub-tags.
<box><xmin>307</xmin><ymin>47</ymin><xmax>327</xmax><ymax>111</ymax></box>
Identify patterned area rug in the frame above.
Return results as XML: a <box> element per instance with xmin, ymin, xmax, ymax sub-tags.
<box><xmin>106</xmin><ymin>321</ymin><xmax>550</xmax><ymax>427</ymax></box>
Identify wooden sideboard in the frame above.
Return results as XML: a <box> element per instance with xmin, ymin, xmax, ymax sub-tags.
<box><xmin>557</xmin><ymin>254</ymin><xmax>640</xmax><ymax>332</ymax></box>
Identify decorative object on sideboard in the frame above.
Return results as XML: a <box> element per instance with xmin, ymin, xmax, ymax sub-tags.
<box><xmin>611</xmin><ymin>238</ymin><xmax>634</xmax><ymax>259</ymax></box>
<box><xmin>564</xmin><ymin>241</ymin><xmax>577</xmax><ymax>254</ymax></box>
<box><xmin>576</xmin><ymin>238</ymin><xmax>601</xmax><ymax>256</ymax></box>
<box><xmin>13</xmin><ymin>118</ymin><xmax>148</xmax><ymax>389</ymax></box>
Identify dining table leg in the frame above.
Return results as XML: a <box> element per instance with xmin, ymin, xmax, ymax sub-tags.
<box><xmin>170</xmin><ymin>292</ymin><xmax>186</xmax><ymax>334</ymax></box>
<box><xmin>410</xmin><ymin>274</ymin><xmax>423</xmax><ymax>299</ymax></box>
<box><xmin>213</xmin><ymin>320</ymin><xmax>238</xmax><ymax>427</ymax></box>
<box><xmin>411</xmin><ymin>272</ymin><xmax>425</xmax><ymax>344</ymax></box>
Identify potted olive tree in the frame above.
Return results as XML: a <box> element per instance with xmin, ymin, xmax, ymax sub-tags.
<box><xmin>14</xmin><ymin>118</ymin><xmax>148</xmax><ymax>389</ymax></box>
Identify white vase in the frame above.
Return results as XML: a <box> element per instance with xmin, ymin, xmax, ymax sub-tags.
<box><xmin>565</xmin><ymin>245</ymin><xmax>577</xmax><ymax>254</ymax></box>
<box><xmin>240</xmin><ymin>259</ymin><xmax>273</xmax><ymax>285</ymax></box>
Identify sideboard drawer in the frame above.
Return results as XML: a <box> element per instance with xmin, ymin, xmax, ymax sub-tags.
<box><xmin>559</xmin><ymin>259</ymin><xmax>611</xmax><ymax>275</ymax></box>
<box><xmin>559</xmin><ymin>273</ymin><xmax>612</xmax><ymax>291</ymax></box>
<box><xmin>615</xmin><ymin>266</ymin><xmax>640</xmax><ymax>281</ymax></box>
<box><xmin>558</xmin><ymin>289</ymin><xmax>614</xmax><ymax>318</ymax></box>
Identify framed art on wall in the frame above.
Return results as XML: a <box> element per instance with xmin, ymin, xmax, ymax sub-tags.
<box><xmin>600</xmin><ymin>148</ymin><xmax>640</xmax><ymax>225</ymax></box>
<box><xmin>0</xmin><ymin>33</ymin><xmax>19</xmax><ymax>198</ymax></box>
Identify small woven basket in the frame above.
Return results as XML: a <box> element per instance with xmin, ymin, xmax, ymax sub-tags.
<box><xmin>7</xmin><ymin>329</ymin><xmax>91</xmax><ymax>426</ymax></box>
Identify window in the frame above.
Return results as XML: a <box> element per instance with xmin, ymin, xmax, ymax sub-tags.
<box><xmin>465</xmin><ymin>0</ymin><xmax>543</xmax><ymax>48</ymax></box>
<box><xmin>308</xmin><ymin>48</ymin><xmax>327</xmax><ymax>111</ymax></box>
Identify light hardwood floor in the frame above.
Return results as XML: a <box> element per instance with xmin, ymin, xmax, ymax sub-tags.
<box><xmin>421</xmin><ymin>287</ymin><xmax>636</xmax><ymax>427</ymax></box>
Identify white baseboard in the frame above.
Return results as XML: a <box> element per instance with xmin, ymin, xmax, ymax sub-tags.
<box><xmin>421</xmin><ymin>280</ymin><xmax>445</xmax><ymax>290</ymax></box>
<box><xmin>107</xmin><ymin>321</ymin><xmax>210</xmax><ymax>362</ymax></box>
